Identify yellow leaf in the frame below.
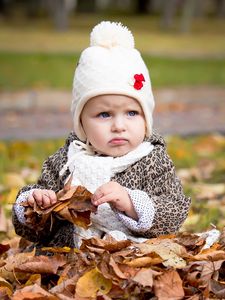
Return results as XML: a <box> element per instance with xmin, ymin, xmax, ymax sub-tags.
<box><xmin>0</xmin><ymin>276</ymin><xmax>13</xmax><ymax>292</ymax></box>
<box><xmin>4</xmin><ymin>173</ymin><xmax>25</xmax><ymax>189</ymax></box>
<box><xmin>6</xmin><ymin>188</ymin><xmax>19</xmax><ymax>204</ymax></box>
<box><xmin>0</xmin><ymin>207</ymin><xmax>7</xmax><ymax>233</ymax></box>
<box><xmin>25</xmin><ymin>274</ymin><xmax>41</xmax><ymax>286</ymax></box>
<box><xmin>41</xmin><ymin>246</ymin><xmax>79</xmax><ymax>254</ymax></box>
<box><xmin>76</xmin><ymin>268</ymin><xmax>112</xmax><ymax>298</ymax></box>
<box><xmin>134</xmin><ymin>239</ymin><xmax>187</xmax><ymax>269</ymax></box>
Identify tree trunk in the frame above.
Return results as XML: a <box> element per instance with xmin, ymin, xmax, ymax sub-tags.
<box><xmin>180</xmin><ymin>0</ymin><xmax>196</xmax><ymax>33</ymax></box>
<box><xmin>48</xmin><ymin>0</ymin><xmax>76</xmax><ymax>31</ymax></box>
<box><xmin>161</xmin><ymin>0</ymin><xmax>178</xmax><ymax>30</ymax></box>
<box><xmin>136</xmin><ymin>0</ymin><xmax>152</xmax><ymax>14</ymax></box>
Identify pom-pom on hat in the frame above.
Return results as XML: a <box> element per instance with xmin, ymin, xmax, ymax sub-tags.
<box><xmin>72</xmin><ymin>21</ymin><xmax>155</xmax><ymax>141</ymax></box>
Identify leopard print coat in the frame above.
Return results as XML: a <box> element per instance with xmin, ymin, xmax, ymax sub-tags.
<box><xmin>12</xmin><ymin>132</ymin><xmax>191</xmax><ymax>249</ymax></box>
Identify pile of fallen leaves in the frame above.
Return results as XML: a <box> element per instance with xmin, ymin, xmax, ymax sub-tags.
<box><xmin>0</xmin><ymin>183</ymin><xmax>225</xmax><ymax>299</ymax></box>
<box><xmin>0</xmin><ymin>229</ymin><xmax>225</xmax><ymax>299</ymax></box>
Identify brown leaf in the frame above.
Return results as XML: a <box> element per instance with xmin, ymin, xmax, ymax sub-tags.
<box><xmin>57</xmin><ymin>186</ymin><xmax>97</xmax><ymax>228</ymax></box>
<box><xmin>49</xmin><ymin>275</ymin><xmax>77</xmax><ymax>295</ymax></box>
<box><xmin>186</xmin><ymin>260</ymin><xmax>224</xmax><ymax>288</ymax></box>
<box><xmin>132</xmin><ymin>268</ymin><xmax>160</xmax><ymax>287</ymax></box>
<box><xmin>219</xmin><ymin>226</ymin><xmax>225</xmax><ymax>248</ymax></box>
<box><xmin>81</xmin><ymin>236</ymin><xmax>131</xmax><ymax>253</ymax></box>
<box><xmin>154</xmin><ymin>269</ymin><xmax>185</xmax><ymax>300</ymax></box>
<box><xmin>0</xmin><ymin>249</ymin><xmax>36</xmax><ymax>282</ymax></box>
<box><xmin>109</xmin><ymin>256</ymin><xmax>127</xmax><ymax>279</ymax></box>
<box><xmin>190</xmin><ymin>249</ymin><xmax>225</xmax><ymax>261</ymax></box>
<box><xmin>22</xmin><ymin>185</ymin><xmax>97</xmax><ymax>230</ymax></box>
<box><xmin>12</xmin><ymin>283</ymin><xmax>58</xmax><ymax>300</ymax></box>
<box><xmin>175</xmin><ymin>232</ymin><xmax>203</xmax><ymax>250</ymax></box>
<box><xmin>124</xmin><ymin>255</ymin><xmax>163</xmax><ymax>267</ymax></box>
<box><xmin>15</xmin><ymin>255</ymin><xmax>66</xmax><ymax>274</ymax></box>
<box><xmin>209</xmin><ymin>279</ymin><xmax>225</xmax><ymax>298</ymax></box>
<box><xmin>0</xmin><ymin>286</ymin><xmax>12</xmax><ymax>298</ymax></box>
<box><xmin>0</xmin><ymin>243</ymin><xmax>10</xmax><ymax>256</ymax></box>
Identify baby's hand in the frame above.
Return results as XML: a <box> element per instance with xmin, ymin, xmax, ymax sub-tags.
<box><xmin>92</xmin><ymin>182</ymin><xmax>137</xmax><ymax>220</ymax></box>
<box><xmin>27</xmin><ymin>189</ymin><xmax>57</xmax><ymax>209</ymax></box>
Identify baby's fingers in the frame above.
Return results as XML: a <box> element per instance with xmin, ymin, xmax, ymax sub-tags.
<box><xmin>92</xmin><ymin>189</ymin><xmax>104</xmax><ymax>204</ymax></box>
<box><xmin>40</xmin><ymin>190</ymin><xmax>57</xmax><ymax>208</ymax></box>
<box><xmin>32</xmin><ymin>190</ymin><xmax>44</xmax><ymax>207</ymax></box>
<box><xmin>92</xmin><ymin>193</ymin><xmax>114</xmax><ymax>206</ymax></box>
<box><xmin>47</xmin><ymin>190</ymin><xmax>57</xmax><ymax>205</ymax></box>
<box><xmin>27</xmin><ymin>194</ymin><xmax>35</xmax><ymax>207</ymax></box>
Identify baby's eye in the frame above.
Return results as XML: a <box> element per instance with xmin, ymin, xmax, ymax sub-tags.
<box><xmin>128</xmin><ymin>111</ymin><xmax>138</xmax><ymax>116</ymax></box>
<box><xmin>98</xmin><ymin>112</ymin><xmax>110</xmax><ymax>118</ymax></box>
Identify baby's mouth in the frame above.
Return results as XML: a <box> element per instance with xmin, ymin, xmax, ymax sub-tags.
<box><xmin>109</xmin><ymin>138</ymin><xmax>128</xmax><ymax>145</ymax></box>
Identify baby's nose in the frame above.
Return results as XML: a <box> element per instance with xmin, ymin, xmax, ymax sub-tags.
<box><xmin>111</xmin><ymin>116</ymin><xmax>126</xmax><ymax>131</ymax></box>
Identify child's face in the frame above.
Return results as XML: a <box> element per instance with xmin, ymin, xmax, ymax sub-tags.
<box><xmin>80</xmin><ymin>94</ymin><xmax>146</xmax><ymax>157</ymax></box>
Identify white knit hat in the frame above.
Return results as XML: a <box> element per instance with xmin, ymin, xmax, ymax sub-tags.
<box><xmin>72</xmin><ymin>21</ymin><xmax>155</xmax><ymax>141</ymax></box>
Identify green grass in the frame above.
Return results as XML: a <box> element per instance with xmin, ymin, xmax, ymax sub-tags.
<box><xmin>0</xmin><ymin>52</ymin><xmax>224</xmax><ymax>90</ymax></box>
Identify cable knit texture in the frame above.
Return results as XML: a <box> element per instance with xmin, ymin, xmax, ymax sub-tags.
<box><xmin>61</xmin><ymin>140</ymin><xmax>154</xmax><ymax>193</ymax></box>
<box><xmin>12</xmin><ymin>132</ymin><xmax>191</xmax><ymax>250</ymax></box>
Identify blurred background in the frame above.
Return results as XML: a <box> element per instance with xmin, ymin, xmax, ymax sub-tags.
<box><xmin>0</xmin><ymin>0</ymin><xmax>225</xmax><ymax>239</ymax></box>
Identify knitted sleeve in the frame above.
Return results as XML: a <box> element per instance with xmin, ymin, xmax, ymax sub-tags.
<box><xmin>12</xmin><ymin>141</ymin><xmax>69</xmax><ymax>243</ymax></box>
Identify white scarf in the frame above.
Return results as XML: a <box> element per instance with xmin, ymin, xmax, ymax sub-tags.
<box><xmin>60</xmin><ymin>140</ymin><xmax>154</xmax><ymax>193</ymax></box>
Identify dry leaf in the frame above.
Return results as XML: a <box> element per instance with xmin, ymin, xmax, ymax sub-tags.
<box><xmin>0</xmin><ymin>243</ymin><xmax>10</xmax><ymax>255</ymax></box>
<box><xmin>124</xmin><ymin>255</ymin><xmax>163</xmax><ymax>267</ymax></box>
<box><xmin>133</xmin><ymin>238</ymin><xmax>187</xmax><ymax>268</ymax></box>
<box><xmin>0</xmin><ymin>276</ymin><xmax>13</xmax><ymax>293</ymax></box>
<box><xmin>209</xmin><ymin>279</ymin><xmax>225</xmax><ymax>298</ymax></box>
<box><xmin>76</xmin><ymin>267</ymin><xmax>112</xmax><ymax>298</ymax></box>
<box><xmin>132</xmin><ymin>268</ymin><xmax>160</xmax><ymax>287</ymax></box>
<box><xmin>1</xmin><ymin>225</ymin><xmax>225</xmax><ymax>298</ymax></box>
<box><xmin>22</xmin><ymin>185</ymin><xmax>97</xmax><ymax>230</ymax></box>
<box><xmin>154</xmin><ymin>269</ymin><xmax>185</xmax><ymax>300</ymax></box>
<box><xmin>0</xmin><ymin>249</ymin><xmax>36</xmax><ymax>282</ymax></box>
<box><xmin>12</xmin><ymin>283</ymin><xmax>58</xmax><ymax>300</ymax></box>
<box><xmin>190</xmin><ymin>249</ymin><xmax>225</xmax><ymax>261</ymax></box>
<box><xmin>186</xmin><ymin>260</ymin><xmax>224</xmax><ymax>288</ymax></box>
<box><xmin>219</xmin><ymin>226</ymin><xmax>225</xmax><ymax>248</ymax></box>
<box><xmin>15</xmin><ymin>254</ymin><xmax>66</xmax><ymax>274</ymax></box>
<box><xmin>0</xmin><ymin>207</ymin><xmax>7</xmax><ymax>233</ymax></box>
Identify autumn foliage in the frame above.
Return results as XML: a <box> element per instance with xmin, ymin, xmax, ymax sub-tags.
<box><xmin>0</xmin><ymin>229</ymin><xmax>225</xmax><ymax>299</ymax></box>
<box><xmin>0</xmin><ymin>184</ymin><xmax>225</xmax><ymax>299</ymax></box>
<box><xmin>22</xmin><ymin>184</ymin><xmax>97</xmax><ymax>231</ymax></box>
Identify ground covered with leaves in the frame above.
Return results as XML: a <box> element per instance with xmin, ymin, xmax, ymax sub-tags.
<box><xmin>0</xmin><ymin>229</ymin><xmax>225</xmax><ymax>299</ymax></box>
<box><xmin>0</xmin><ymin>133</ymin><xmax>225</xmax><ymax>299</ymax></box>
